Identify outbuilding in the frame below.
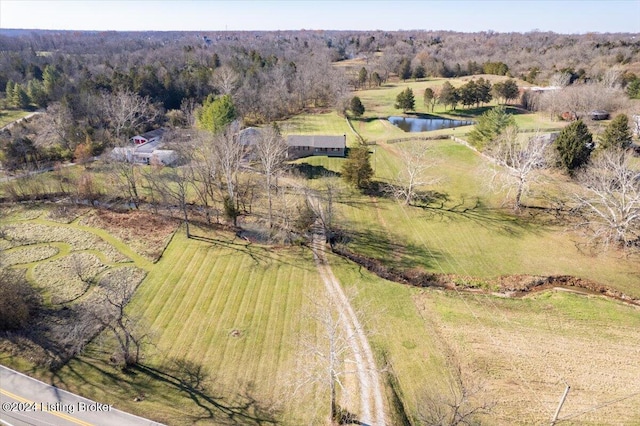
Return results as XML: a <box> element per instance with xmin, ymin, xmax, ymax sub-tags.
<box><xmin>590</xmin><ymin>110</ymin><xmax>610</xmax><ymax>121</ymax></box>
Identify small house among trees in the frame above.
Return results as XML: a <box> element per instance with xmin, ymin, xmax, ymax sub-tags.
<box><xmin>112</xmin><ymin>128</ymin><xmax>176</xmax><ymax>165</ymax></box>
<box><xmin>131</xmin><ymin>128</ymin><xmax>166</xmax><ymax>145</ymax></box>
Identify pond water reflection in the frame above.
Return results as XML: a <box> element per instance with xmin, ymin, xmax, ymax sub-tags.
<box><xmin>388</xmin><ymin>116</ymin><xmax>474</xmax><ymax>132</ymax></box>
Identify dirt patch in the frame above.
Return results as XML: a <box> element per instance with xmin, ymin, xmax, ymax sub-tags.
<box><xmin>80</xmin><ymin>209</ymin><xmax>179</xmax><ymax>262</ymax></box>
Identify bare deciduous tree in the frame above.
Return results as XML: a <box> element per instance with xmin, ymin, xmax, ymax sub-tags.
<box><xmin>94</xmin><ymin>275</ymin><xmax>150</xmax><ymax>369</ymax></box>
<box><xmin>574</xmin><ymin>147</ymin><xmax>640</xmax><ymax>250</ymax></box>
<box><xmin>488</xmin><ymin>126</ymin><xmax>549</xmax><ymax>211</ymax></box>
<box><xmin>211</xmin><ymin>65</ymin><xmax>240</xmax><ymax>95</ymax></box>
<box><xmin>187</xmin><ymin>131</ymin><xmax>221</xmax><ymax>224</ymax></box>
<box><xmin>419</xmin><ymin>365</ymin><xmax>495</xmax><ymax>426</ymax></box>
<box><xmin>254</xmin><ymin>125</ymin><xmax>288</xmax><ymax>228</ymax></box>
<box><xmin>101</xmin><ymin>89</ymin><xmax>157</xmax><ymax>145</ymax></box>
<box><xmin>538</xmin><ymin>83</ymin><xmax>628</xmax><ymax>120</ymax></box>
<box><xmin>109</xmin><ymin>160</ymin><xmax>141</xmax><ymax>209</ymax></box>
<box><xmin>389</xmin><ymin>143</ymin><xmax>439</xmax><ymax>205</ymax></box>
<box><xmin>294</xmin><ymin>292</ymin><xmax>362</xmax><ymax>422</ymax></box>
<box><xmin>305</xmin><ymin>179</ymin><xmax>341</xmax><ymax>243</ymax></box>
<box><xmin>212</xmin><ymin>121</ymin><xmax>244</xmax><ymax>205</ymax></box>
<box><xmin>36</xmin><ymin>102</ymin><xmax>75</xmax><ymax>151</ymax></box>
<box><xmin>152</xmin><ymin>164</ymin><xmax>193</xmax><ymax>237</ymax></box>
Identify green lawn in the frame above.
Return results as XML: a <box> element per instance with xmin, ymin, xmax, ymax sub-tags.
<box><xmin>0</xmin><ymin>109</ymin><xmax>31</xmax><ymax>128</ymax></box>
<box><xmin>351</xmin><ymin>77</ymin><xmax>565</xmax><ymax>144</ymax></box>
<box><xmin>328</xmin><ymin>253</ymin><xmax>453</xmax><ymax>425</ymax></box>
<box><xmin>280</xmin><ymin>111</ymin><xmax>360</xmax><ymax>146</ymax></box>
<box><xmin>331</xmin><ymin>137</ymin><xmax>640</xmax><ymax>298</ymax></box>
<box><xmin>49</xmin><ymin>226</ymin><xmax>327</xmax><ymax>425</ymax></box>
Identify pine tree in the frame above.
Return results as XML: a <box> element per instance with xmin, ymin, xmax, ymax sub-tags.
<box><xmin>439</xmin><ymin>81</ymin><xmax>459</xmax><ymax>110</ymax></box>
<box><xmin>412</xmin><ymin>64</ymin><xmax>426</xmax><ymax>80</ymax></box>
<box><xmin>476</xmin><ymin>78</ymin><xmax>492</xmax><ymax>107</ymax></box>
<box><xmin>5</xmin><ymin>81</ymin><xmax>16</xmax><ymax>106</ymax></box>
<box><xmin>600</xmin><ymin>114</ymin><xmax>632</xmax><ymax>150</ymax></box>
<box><xmin>349</xmin><ymin>96</ymin><xmax>365</xmax><ymax>118</ymax></box>
<box><xmin>341</xmin><ymin>146</ymin><xmax>373</xmax><ymax>190</ymax></box>
<box><xmin>357</xmin><ymin>67</ymin><xmax>368</xmax><ymax>89</ymax></box>
<box><xmin>398</xmin><ymin>59</ymin><xmax>412</xmax><ymax>81</ymax></box>
<box><xmin>13</xmin><ymin>85</ymin><xmax>31</xmax><ymax>109</ymax></box>
<box><xmin>468</xmin><ymin>105</ymin><xmax>515</xmax><ymax>150</ymax></box>
<box><xmin>394</xmin><ymin>88</ymin><xmax>415</xmax><ymax>112</ymax></box>
<box><xmin>197</xmin><ymin>94</ymin><xmax>237</xmax><ymax>133</ymax></box>
<box><xmin>555</xmin><ymin>120</ymin><xmax>593</xmax><ymax>174</ymax></box>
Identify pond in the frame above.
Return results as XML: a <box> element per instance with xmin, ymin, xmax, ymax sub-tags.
<box><xmin>388</xmin><ymin>116</ymin><xmax>474</xmax><ymax>132</ymax></box>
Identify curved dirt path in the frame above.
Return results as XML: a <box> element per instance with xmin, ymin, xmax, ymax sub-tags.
<box><xmin>310</xmin><ymin>223</ymin><xmax>387</xmax><ymax>425</ymax></box>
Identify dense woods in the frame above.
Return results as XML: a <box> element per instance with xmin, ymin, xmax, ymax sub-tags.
<box><xmin>1</xmin><ymin>29</ymin><xmax>640</xmax><ymax>169</ymax></box>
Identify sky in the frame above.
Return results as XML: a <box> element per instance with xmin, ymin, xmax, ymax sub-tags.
<box><xmin>1</xmin><ymin>0</ymin><xmax>639</xmax><ymax>34</ymax></box>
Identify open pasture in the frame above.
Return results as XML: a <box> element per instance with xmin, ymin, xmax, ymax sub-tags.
<box><xmin>28</xmin><ymin>226</ymin><xmax>330</xmax><ymax>425</ymax></box>
<box><xmin>332</xmin><ymin>137</ymin><xmax>640</xmax><ymax>297</ymax></box>
<box><xmin>326</xmin><ymin>250</ymin><xmax>640</xmax><ymax>425</ymax></box>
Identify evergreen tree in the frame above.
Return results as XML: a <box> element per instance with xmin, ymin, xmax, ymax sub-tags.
<box><xmin>341</xmin><ymin>146</ymin><xmax>373</xmax><ymax>190</ymax></box>
<box><xmin>600</xmin><ymin>114</ymin><xmax>632</xmax><ymax>150</ymax></box>
<box><xmin>412</xmin><ymin>64</ymin><xmax>426</xmax><ymax>80</ymax></box>
<box><xmin>197</xmin><ymin>94</ymin><xmax>237</xmax><ymax>133</ymax></box>
<box><xmin>27</xmin><ymin>79</ymin><xmax>48</xmax><ymax>108</ymax></box>
<box><xmin>12</xmin><ymin>85</ymin><xmax>31</xmax><ymax>109</ymax></box>
<box><xmin>439</xmin><ymin>81</ymin><xmax>459</xmax><ymax>110</ymax></box>
<box><xmin>491</xmin><ymin>81</ymin><xmax>505</xmax><ymax>104</ymax></box>
<box><xmin>357</xmin><ymin>67</ymin><xmax>368</xmax><ymax>89</ymax></box>
<box><xmin>459</xmin><ymin>80</ymin><xmax>477</xmax><ymax>108</ymax></box>
<box><xmin>554</xmin><ymin>120</ymin><xmax>593</xmax><ymax>174</ymax></box>
<box><xmin>5</xmin><ymin>80</ymin><xmax>15</xmax><ymax>102</ymax></box>
<box><xmin>349</xmin><ymin>96</ymin><xmax>365</xmax><ymax>118</ymax></box>
<box><xmin>476</xmin><ymin>78</ymin><xmax>492</xmax><ymax>107</ymax></box>
<box><xmin>394</xmin><ymin>88</ymin><xmax>415</xmax><ymax>112</ymax></box>
<box><xmin>398</xmin><ymin>59</ymin><xmax>412</xmax><ymax>81</ymax></box>
<box><xmin>467</xmin><ymin>105</ymin><xmax>515</xmax><ymax>150</ymax></box>
<box><xmin>42</xmin><ymin>64</ymin><xmax>61</xmax><ymax>100</ymax></box>
<box><xmin>370</xmin><ymin>72</ymin><xmax>382</xmax><ymax>87</ymax></box>
<box><xmin>501</xmin><ymin>79</ymin><xmax>520</xmax><ymax>103</ymax></box>
<box><xmin>625</xmin><ymin>78</ymin><xmax>640</xmax><ymax>99</ymax></box>
<box><xmin>423</xmin><ymin>87</ymin><xmax>436</xmax><ymax>112</ymax></box>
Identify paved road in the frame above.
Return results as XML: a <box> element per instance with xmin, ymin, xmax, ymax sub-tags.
<box><xmin>0</xmin><ymin>365</ymin><xmax>163</xmax><ymax>426</ymax></box>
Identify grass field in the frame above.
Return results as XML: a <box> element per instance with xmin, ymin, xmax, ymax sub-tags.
<box><xmin>2</xmin><ymin>75</ymin><xmax>638</xmax><ymax>426</ymax></box>
<box><xmin>415</xmin><ymin>290</ymin><xmax>640</xmax><ymax>425</ymax></box>
<box><xmin>0</xmin><ymin>109</ymin><xmax>31</xmax><ymax>128</ymax></box>
<box><xmin>13</xmin><ymin>225</ymin><xmax>331</xmax><ymax>426</ymax></box>
<box><xmin>332</xmin><ymin>137</ymin><xmax>640</xmax><ymax>298</ymax></box>
<box><xmin>325</xmin><ymin>247</ymin><xmax>640</xmax><ymax>425</ymax></box>
<box><xmin>350</xmin><ymin>76</ymin><xmax>566</xmax><ymax>144</ymax></box>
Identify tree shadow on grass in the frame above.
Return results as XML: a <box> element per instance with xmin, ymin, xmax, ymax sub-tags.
<box><xmin>135</xmin><ymin>363</ymin><xmax>280</xmax><ymax>426</ymax></box>
<box><xmin>415</xmin><ymin>196</ymin><xmax>547</xmax><ymax>238</ymax></box>
<box><xmin>333</xmin><ymin>223</ymin><xmax>444</xmax><ymax>273</ymax></box>
<box><xmin>291</xmin><ymin>163</ymin><xmax>340</xmax><ymax>180</ymax></box>
<box><xmin>55</xmin><ymin>353</ymin><xmax>281</xmax><ymax>426</ymax></box>
<box><xmin>188</xmin><ymin>233</ymin><xmax>316</xmax><ymax>273</ymax></box>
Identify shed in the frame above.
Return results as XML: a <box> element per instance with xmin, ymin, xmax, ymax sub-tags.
<box><xmin>590</xmin><ymin>110</ymin><xmax>610</xmax><ymax>121</ymax></box>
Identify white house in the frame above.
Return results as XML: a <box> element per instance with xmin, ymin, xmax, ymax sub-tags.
<box><xmin>111</xmin><ymin>128</ymin><xmax>177</xmax><ymax>166</ymax></box>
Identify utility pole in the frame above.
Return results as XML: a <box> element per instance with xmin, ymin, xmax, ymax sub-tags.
<box><xmin>550</xmin><ymin>384</ymin><xmax>571</xmax><ymax>425</ymax></box>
